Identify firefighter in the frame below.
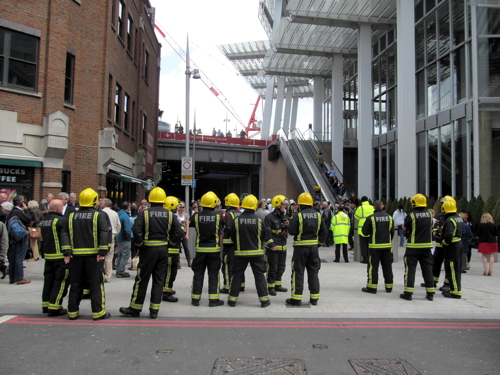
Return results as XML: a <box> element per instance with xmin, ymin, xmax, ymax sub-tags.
<box><xmin>162</xmin><ymin>196</ymin><xmax>182</xmax><ymax>303</ymax></box>
<box><xmin>429</xmin><ymin>196</ymin><xmax>455</xmax><ymax>291</ymax></box>
<box><xmin>64</xmin><ymin>188</ymin><xmax>111</xmax><ymax>321</ymax></box>
<box><xmin>40</xmin><ymin>199</ymin><xmax>71</xmax><ymax>316</ymax></box>
<box><xmin>331</xmin><ymin>205</ymin><xmax>350</xmax><ymax>262</ymax></box>
<box><xmin>220</xmin><ymin>193</ymin><xmax>243</xmax><ymax>294</ymax></box>
<box><xmin>264</xmin><ymin>194</ymin><xmax>289</xmax><ymax>296</ymax></box>
<box><xmin>400</xmin><ymin>194</ymin><xmax>435</xmax><ymax>301</ymax></box>
<box><xmin>354</xmin><ymin>196</ymin><xmax>374</xmax><ymax>263</ymax></box>
<box><xmin>190</xmin><ymin>191</ymin><xmax>225</xmax><ymax>307</ymax></box>
<box><xmin>287</xmin><ymin>192</ymin><xmax>328</xmax><ymax>306</ymax></box>
<box><xmin>119</xmin><ymin>187</ymin><xmax>182</xmax><ymax>319</ymax></box>
<box><xmin>361</xmin><ymin>200</ymin><xmax>394</xmax><ymax>295</ymax></box>
<box><xmin>228</xmin><ymin>194</ymin><xmax>270</xmax><ymax>307</ymax></box>
<box><xmin>441</xmin><ymin>200</ymin><xmax>464</xmax><ymax>299</ymax></box>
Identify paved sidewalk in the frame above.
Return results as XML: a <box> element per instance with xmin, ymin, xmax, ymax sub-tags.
<box><xmin>1</xmin><ymin>239</ymin><xmax>498</xmax><ymax>320</ymax></box>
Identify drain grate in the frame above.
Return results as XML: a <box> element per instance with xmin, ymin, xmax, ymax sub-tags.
<box><xmin>156</xmin><ymin>349</ymin><xmax>173</xmax><ymax>355</ymax></box>
<box><xmin>349</xmin><ymin>358</ymin><xmax>421</xmax><ymax>375</ymax></box>
<box><xmin>212</xmin><ymin>358</ymin><xmax>307</xmax><ymax>374</ymax></box>
<box><xmin>312</xmin><ymin>344</ymin><xmax>328</xmax><ymax>350</ymax></box>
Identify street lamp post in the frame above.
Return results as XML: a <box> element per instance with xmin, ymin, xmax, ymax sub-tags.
<box><xmin>185</xmin><ymin>35</ymin><xmax>200</xmax><ymax>207</ymax></box>
<box><xmin>223</xmin><ymin>112</ymin><xmax>230</xmax><ymax>136</ymax></box>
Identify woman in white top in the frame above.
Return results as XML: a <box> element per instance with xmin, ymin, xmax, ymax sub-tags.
<box><xmin>392</xmin><ymin>204</ymin><xmax>407</xmax><ymax>247</ymax></box>
<box><xmin>175</xmin><ymin>201</ymin><xmax>192</xmax><ymax>267</ymax></box>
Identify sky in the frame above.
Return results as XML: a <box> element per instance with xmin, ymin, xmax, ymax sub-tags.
<box><xmin>152</xmin><ymin>0</ymin><xmax>313</xmax><ymax>137</ymax></box>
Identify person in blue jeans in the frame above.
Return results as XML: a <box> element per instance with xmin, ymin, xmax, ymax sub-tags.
<box><xmin>116</xmin><ymin>201</ymin><xmax>132</xmax><ymax>278</ymax></box>
<box><xmin>392</xmin><ymin>205</ymin><xmax>407</xmax><ymax>247</ymax></box>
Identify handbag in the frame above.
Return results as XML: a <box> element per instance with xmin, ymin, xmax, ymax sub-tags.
<box><xmin>28</xmin><ymin>227</ymin><xmax>41</xmax><ymax>240</ymax></box>
<box><xmin>131</xmin><ymin>250</ymin><xmax>140</xmax><ymax>271</ymax></box>
<box><xmin>469</xmin><ymin>236</ymin><xmax>479</xmax><ymax>249</ymax></box>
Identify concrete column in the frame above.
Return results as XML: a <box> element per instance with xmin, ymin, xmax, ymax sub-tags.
<box><xmin>396</xmin><ymin>0</ymin><xmax>417</xmax><ymax>198</ymax></box>
<box><xmin>331</xmin><ymin>54</ymin><xmax>344</xmax><ymax>175</ymax></box>
<box><xmin>282</xmin><ymin>85</ymin><xmax>293</xmax><ymax>135</ymax></box>
<box><xmin>290</xmin><ymin>96</ymin><xmax>299</xmax><ymax>132</ymax></box>
<box><xmin>261</xmin><ymin>77</ymin><xmax>275</xmax><ymax>139</ymax></box>
<box><xmin>272</xmin><ymin>76</ymin><xmax>286</xmax><ymax>134</ymax></box>
<box><xmin>357</xmin><ymin>24</ymin><xmax>372</xmax><ymax>198</ymax></box>
<box><xmin>313</xmin><ymin>76</ymin><xmax>324</xmax><ymax>138</ymax></box>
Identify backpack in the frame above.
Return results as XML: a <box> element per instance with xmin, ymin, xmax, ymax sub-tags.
<box><xmin>7</xmin><ymin>215</ymin><xmax>29</xmax><ymax>243</ymax></box>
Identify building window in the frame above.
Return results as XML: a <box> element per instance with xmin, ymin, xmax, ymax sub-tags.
<box><xmin>0</xmin><ymin>27</ymin><xmax>39</xmax><ymax>91</ymax></box>
<box><xmin>118</xmin><ymin>0</ymin><xmax>125</xmax><ymax>40</ymax></box>
<box><xmin>124</xmin><ymin>93</ymin><xmax>130</xmax><ymax>132</ymax></box>
<box><xmin>142</xmin><ymin>113</ymin><xmax>147</xmax><ymax>144</ymax></box>
<box><xmin>64</xmin><ymin>53</ymin><xmax>75</xmax><ymax>104</ymax></box>
<box><xmin>111</xmin><ymin>0</ymin><xmax>116</xmax><ymax>27</ymax></box>
<box><xmin>144</xmin><ymin>48</ymin><xmax>149</xmax><ymax>82</ymax></box>
<box><xmin>115</xmin><ymin>83</ymin><xmax>121</xmax><ymax>125</ymax></box>
<box><xmin>108</xmin><ymin>74</ymin><xmax>113</xmax><ymax>119</ymax></box>
<box><xmin>127</xmin><ymin>15</ymin><xmax>133</xmax><ymax>52</ymax></box>
<box><xmin>134</xmin><ymin>27</ymin><xmax>140</xmax><ymax>61</ymax></box>
<box><xmin>131</xmin><ymin>100</ymin><xmax>136</xmax><ymax>136</ymax></box>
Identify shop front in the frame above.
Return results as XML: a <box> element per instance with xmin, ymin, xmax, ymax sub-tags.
<box><xmin>0</xmin><ymin>159</ymin><xmax>41</xmax><ymax>201</ymax></box>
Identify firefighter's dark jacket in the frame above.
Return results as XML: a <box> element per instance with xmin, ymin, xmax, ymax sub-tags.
<box><xmin>132</xmin><ymin>205</ymin><xmax>182</xmax><ymax>248</ymax></box>
<box><xmin>223</xmin><ymin>207</ymin><xmax>241</xmax><ymax>245</ymax></box>
<box><xmin>432</xmin><ymin>212</ymin><xmax>446</xmax><ymax>247</ymax></box>
<box><xmin>40</xmin><ymin>212</ymin><xmax>70</xmax><ymax>260</ymax></box>
<box><xmin>288</xmin><ymin>206</ymin><xmax>328</xmax><ymax>246</ymax></box>
<box><xmin>442</xmin><ymin>213</ymin><xmax>464</xmax><ymax>246</ymax></box>
<box><xmin>230</xmin><ymin>209</ymin><xmax>265</xmax><ymax>256</ymax></box>
<box><xmin>189</xmin><ymin>207</ymin><xmax>224</xmax><ymax>252</ymax></box>
<box><xmin>264</xmin><ymin>208</ymin><xmax>288</xmax><ymax>250</ymax></box>
<box><xmin>361</xmin><ymin>209</ymin><xmax>394</xmax><ymax>249</ymax></box>
<box><xmin>404</xmin><ymin>207</ymin><xmax>433</xmax><ymax>249</ymax></box>
<box><xmin>62</xmin><ymin>207</ymin><xmax>111</xmax><ymax>256</ymax></box>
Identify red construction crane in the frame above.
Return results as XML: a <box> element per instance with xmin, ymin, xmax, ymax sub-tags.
<box><xmin>246</xmin><ymin>97</ymin><xmax>262</xmax><ymax>139</ymax></box>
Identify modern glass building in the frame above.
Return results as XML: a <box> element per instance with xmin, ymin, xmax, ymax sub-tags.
<box><xmin>221</xmin><ymin>0</ymin><xmax>500</xmax><ymax>201</ymax></box>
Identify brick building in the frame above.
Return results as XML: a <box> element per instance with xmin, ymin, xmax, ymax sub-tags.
<box><xmin>0</xmin><ymin>0</ymin><xmax>161</xmax><ymax>204</ymax></box>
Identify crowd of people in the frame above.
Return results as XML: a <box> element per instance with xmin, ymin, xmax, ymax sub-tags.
<box><xmin>0</xmin><ymin>187</ymin><xmax>497</xmax><ymax>321</ymax></box>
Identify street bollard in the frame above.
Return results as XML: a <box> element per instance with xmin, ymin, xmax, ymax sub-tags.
<box><xmin>353</xmin><ymin>218</ymin><xmax>361</xmax><ymax>262</ymax></box>
<box><xmin>391</xmin><ymin>230</ymin><xmax>399</xmax><ymax>263</ymax></box>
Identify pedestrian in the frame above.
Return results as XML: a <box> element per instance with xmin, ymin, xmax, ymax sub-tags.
<box><xmin>460</xmin><ymin>212</ymin><xmax>473</xmax><ymax>274</ymax></box>
<box><xmin>354</xmin><ymin>196</ymin><xmax>374</xmax><ymax>263</ymax></box>
<box><xmin>119</xmin><ymin>187</ymin><xmax>182</xmax><ymax>319</ymax></box>
<box><xmin>138</xmin><ymin>199</ymin><xmax>149</xmax><ymax>213</ymax></box>
<box><xmin>432</xmin><ymin>196</ymin><xmax>455</xmax><ymax>292</ymax></box>
<box><xmin>399</xmin><ymin>194</ymin><xmax>434</xmax><ymax>302</ymax></box>
<box><xmin>320</xmin><ymin>201</ymin><xmax>333</xmax><ymax>247</ymax></box>
<box><xmin>175</xmin><ymin>201</ymin><xmax>192</xmax><ymax>268</ymax></box>
<box><xmin>327</xmin><ymin>165</ymin><xmax>336</xmax><ymax>185</ymax></box>
<box><xmin>264</xmin><ymin>195</ymin><xmax>289</xmax><ymax>296</ymax></box>
<box><xmin>393</xmin><ymin>204</ymin><xmax>407</xmax><ymax>247</ymax></box>
<box><xmin>64</xmin><ymin>188</ymin><xmax>111</xmax><ymax>320</ymax></box>
<box><xmin>27</xmin><ymin>200</ymin><xmax>43</xmax><ymax>261</ymax></box>
<box><xmin>162</xmin><ymin>196</ymin><xmax>182</xmax><ymax>303</ymax></box>
<box><xmin>286</xmin><ymin>192</ymin><xmax>327</xmax><ymax>306</ymax></box>
<box><xmin>39</xmin><ymin>199</ymin><xmax>71</xmax><ymax>316</ymax></box>
<box><xmin>0</xmin><ymin>207</ymin><xmax>9</xmax><ymax>279</ymax></box>
<box><xmin>7</xmin><ymin>196</ymin><xmax>31</xmax><ymax>285</ymax></box>
<box><xmin>68</xmin><ymin>193</ymin><xmax>79</xmax><ymax>209</ymax></box>
<box><xmin>440</xmin><ymin>199</ymin><xmax>464</xmax><ymax>299</ymax></box>
<box><xmin>361</xmin><ymin>200</ymin><xmax>394</xmax><ymax>295</ymax></box>
<box><xmin>189</xmin><ymin>191</ymin><xmax>225</xmax><ymax>307</ymax></box>
<box><xmin>315</xmin><ymin>151</ymin><xmax>325</xmax><ymax>168</ymax></box>
<box><xmin>101</xmin><ymin>198</ymin><xmax>121</xmax><ymax>283</ymax></box>
<box><xmin>220</xmin><ymin>193</ymin><xmax>242</xmax><ymax>294</ymax></box>
<box><xmin>347</xmin><ymin>202</ymin><xmax>356</xmax><ymax>250</ymax></box>
<box><xmin>228</xmin><ymin>194</ymin><xmax>270</xmax><ymax>308</ymax></box>
<box><xmin>0</xmin><ymin>193</ymin><xmax>8</xmax><ymax>223</ymax></box>
<box><xmin>255</xmin><ymin>200</ymin><xmax>269</xmax><ymax>221</ymax></box>
<box><xmin>332</xmin><ymin>205</ymin><xmax>350</xmax><ymax>263</ymax></box>
<box><xmin>115</xmin><ymin>201</ymin><xmax>132</xmax><ymax>278</ymax></box>
<box><xmin>476</xmin><ymin>213</ymin><xmax>499</xmax><ymax>276</ymax></box>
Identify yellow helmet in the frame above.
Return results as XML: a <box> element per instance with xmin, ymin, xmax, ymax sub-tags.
<box><xmin>440</xmin><ymin>195</ymin><xmax>456</xmax><ymax>204</ymax></box>
<box><xmin>442</xmin><ymin>200</ymin><xmax>457</xmax><ymax>214</ymax></box>
<box><xmin>225</xmin><ymin>193</ymin><xmax>240</xmax><ymax>208</ymax></box>
<box><xmin>241</xmin><ymin>194</ymin><xmax>258</xmax><ymax>210</ymax></box>
<box><xmin>411</xmin><ymin>194</ymin><xmax>427</xmax><ymax>208</ymax></box>
<box><xmin>149</xmin><ymin>187</ymin><xmax>167</xmax><ymax>203</ymax></box>
<box><xmin>164</xmin><ymin>196</ymin><xmax>179</xmax><ymax>211</ymax></box>
<box><xmin>79</xmin><ymin>188</ymin><xmax>98</xmax><ymax>207</ymax></box>
<box><xmin>201</xmin><ymin>191</ymin><xmax>219</xmax><ymax>208</ymax></box>
<box><xmin>297</xmin><ymin>192</ymin><xmax>313</xmax><ymax>206</ymax></box>
<box><xmin>272</xmin><ymin>195</ymin><xmax>288</xmax><ymax>208</ymax></box>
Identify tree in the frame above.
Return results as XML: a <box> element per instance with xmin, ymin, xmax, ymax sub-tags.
<box><xmin>433</xmin><ymin>196</ymin><xmax>443</xmax><ymax>215</ymax></box>
<box><xmin>385</xmin><ymin>198</ymin><xmax>393</xmax><ymax>214</ymax></box>
<box><xmin>471</xmin><ymin>195</ymin><xmax>484</xmax><ymax>223</ymax></box>
<box><xmin>404</xmin><ymin>197</ymin><xmax>413</xmax><ymax>213</ymax></box>
<box><xmin>483</xmin><ymin>195</ymin><xmax>497</xmax><ymax>215</ymax></box>
<box><xmin>457</xmin><ymin>196</ymin><xmax>468</xmax><ymax>213</ymax></box>
<box><xmin>428</xmin><ymin>196</ymin><xmax>436</xmax><ymax>210</ymax></box>
<box><xmin>492</xmin><ymin>199</ymin><xmax>500</xmax><ymax>224</ymax></box>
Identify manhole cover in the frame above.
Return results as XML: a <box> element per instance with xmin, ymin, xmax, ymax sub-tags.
<box><xmin>103</xmin><ymin>349</ymin><xmax>121</xmax><ymax>354</ymax></box>
<box><xmin>312</xmin><ymin>344</ymin><xmax>328</xmax><ymax>350</ymax></box>
<box><xmin>156</xmin><ymin>349</ymin><xmax>173</xmax><ymax>355</ymax></box>
<box><xmin>349</xmin><ymin>358</ymin><xmax>421</xmax><ymax>375</ymax></box>
<box><xmin>212</xmin><ymin>358</ymin><xmax>307</xmax><ymax>374</ymax></box>
<box><xmin>320</xmin><ymin>259</ymin><xmax>328</xmax><ymax>263</ymax></box>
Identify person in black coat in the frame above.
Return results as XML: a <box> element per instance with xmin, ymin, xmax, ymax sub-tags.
<box><xmin>476</xmin><ymin>213</ymin><xmax>499</xmax><ymax>276</ymax></box>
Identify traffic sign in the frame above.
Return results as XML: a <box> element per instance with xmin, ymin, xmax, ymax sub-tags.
<box><xmin>181</xmin><ymin>157</ymin><xmax>192</xmax><ymax>185</ymax></box>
